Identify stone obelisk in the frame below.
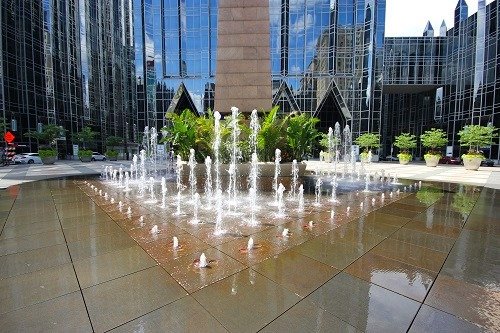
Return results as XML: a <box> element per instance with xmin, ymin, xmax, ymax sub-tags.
<box><xmin>214</xmin><ymin>0</ymin><xmax>272</xmax><ymax>114</ymax></box>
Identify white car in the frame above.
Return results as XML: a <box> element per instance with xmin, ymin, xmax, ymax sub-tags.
<box><xmin>13</xmin><ymin>153</ymin><xmax>43</xmax><ymax>164</ymax></box>
<box><xmin>91</xmin><ymin>152</ymin><xmax>106</xmax><ymax>161</ymax></box>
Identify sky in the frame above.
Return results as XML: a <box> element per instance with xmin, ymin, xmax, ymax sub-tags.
<box><xmin>385</xmin><ymin>0</ymin><xmax>495</xmax><ymax>37</ymax></box>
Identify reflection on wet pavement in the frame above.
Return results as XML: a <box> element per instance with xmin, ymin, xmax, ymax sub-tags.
<box><xmin>0</xmin><ymin>178</ymin><xmax>497</xmax><ymax>332</ymax></box>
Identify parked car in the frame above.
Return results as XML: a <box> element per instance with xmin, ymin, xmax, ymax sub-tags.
<box><xmin>91</xmin><ymin>152</ymin><xmax>106</xmax><ymax>161</ymax></box>
<box><xmin>384</xmin><ymin>155</ymin><xmax>399</xmax><ymax>161</ymax></box>
<box><xmin>481</xmin><ymin>159</ymin><xmax>495</xmax><ymax>167</ymax></box>
<box><xmin>13</xmin><ymin>153</ymin><xmax>43</xmax><ymax>164</ymax></box>
<box><xmin>439</xmin><ymin>156</ymin><xmax>461</xmax><ymax>165</ymax></box>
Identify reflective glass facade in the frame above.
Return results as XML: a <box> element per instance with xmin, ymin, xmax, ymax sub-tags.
<box><xmin>270</xmin><ymin>0</ymin><xmax>386</xmax><ymax>137</ymax></box>
<box><xmin>133</xmin><ymin>0</ymin><xmax>218</xmax><ymax>130</ymax></box>
<box><xmin>2</xmin><ymin>0</ymin><xmax>498</xmax><ymax>161</ymax></box>
<box><xmin>133</xmin><ymin>0</ymin><xmax>385</xmax><ymax>138</ymax></box>
<box><xmin>0</xmin><ymin>0</ymin><xmax>135</xmax><ymax>154</ymax></box>
<box><xmin>383</xmin><ymin>1</ymin><xmax>499</xmax><ymax>160</ymax></box>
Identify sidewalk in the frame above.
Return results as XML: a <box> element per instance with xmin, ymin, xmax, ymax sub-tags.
<box><xmin>0</xmin><ymin>160</ymin><xmax>125</xmax><ymax>189</ymax></box>
<box><xmin>306</xmin><ymin>160</ymin><xmax>500</xmax><ymax>189</ymax></box>
<box><xmin>0</xmin><ymin>160</ymin><xmax>498</xmax><ymax>190</ymax></box>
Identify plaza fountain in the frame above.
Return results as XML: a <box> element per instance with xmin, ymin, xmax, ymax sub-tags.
<box><xmin>93</xmin><ymin>108</ymin><xmax>412</xmax><ymax>266</ymax></box>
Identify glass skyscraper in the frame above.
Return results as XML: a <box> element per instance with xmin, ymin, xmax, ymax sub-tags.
<box><xmin>1</xmin><ymin>0</ymin><xmax>498</xmax><ymax>160</ymax></box>
<box><xmin>0</xmin><ymin>0</ymin><xmax>135</xmax><ymax>155</ymax></box>
<box><xmin>133</xmin><ymin>0</ymin><xmax>385</xmax><ymax>139</ymax></box>
<box><xmin>383</xmin><ymin>0</ymin><xmax>499</xmax><ymax>160</ymax></box>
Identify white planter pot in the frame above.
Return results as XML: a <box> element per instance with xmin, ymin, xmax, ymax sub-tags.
<box><xmin>399</xmin><ymin>159</ymin><xmax>410</xmax><ymax>165</ymax></box>
<box><xmin>424</xmin><ymin>155</ymin><xmax>440</xmax><ymax>167</ymax></box>
<box><xmin>463</xmin><ymin>156</ymin><xmax>482</xmax><ymax>170</ymax></box>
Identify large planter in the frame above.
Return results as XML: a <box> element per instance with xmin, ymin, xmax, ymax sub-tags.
<box><xmin>181</xmin><ymin>162</ymin><xmax>307</xmax><ymax>177</ymax></box>
<box><xmin>80</xmin><ymin>156</ymin><xmax>92</xmax><ymax>162</ymax></box>
<box><xmin>398</xmin><ymin>153</ymin><xmax>411</xmax><ymax>165</ymax></box>
<box><xmin>462</xmin><ymin>155</ymin><xmax>482</xmax><ymax>170</ymax></box>
<box><xmin>41</xmin><ymin>156</ymin><xmax>56</xmax><ymax>165</ymax></box>
<box><xmin>360</xmin><ymin>155</ymin><xmax>370</xmax><ymax>163</ymax></box>
<box><xmin>424</xmin><ymin>154</ymin><xmax>440</xmax><ymax>167</ymax></box>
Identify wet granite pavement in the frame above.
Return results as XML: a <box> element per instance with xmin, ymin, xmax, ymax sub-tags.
<box><xmin>0</xmin><ymin>177</ymin><xmax>498</xmax><ymax>332</ymax></box>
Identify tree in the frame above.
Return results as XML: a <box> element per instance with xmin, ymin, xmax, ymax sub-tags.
<box><xmin>394</xmin><ymin>133</ymin><xmax>417</xmax><ymax>154</ymax></box>
<box><xmin>355</xmin><ymin>133</ymin><xmax>380</xmax><ymax>153</ymax></box>
<box><xmin>458</xmin><ymin>124</ymin><xmax>497</xmax><ymax>156</ymax></box>
<box><xmin>394</xmin><ymin>132</ymin><xmax>417</xmax><ymax>163</ymax></box>
<box><xmin>26</xmin><ymin>124</ymin><xmax>65</xmax><ymax>148</ymax></box>
<box><xmin>73</xmin><ymin>126</ymin><xmax>98</xmax><ymax>150</ymax></box>
<box><xmin>0</xmin><ymin>117</ymin><xmax>8</xmax><ymax>134</ymax></box>
<box><xmin>105</xmin><ymin>136</ymin><xmax>123</xmax><ymax>149</ymax></box>
<box><xmin>420</xmin><ymin>128</ymin><xmax>448</xmax><ymax>155</ymax></box>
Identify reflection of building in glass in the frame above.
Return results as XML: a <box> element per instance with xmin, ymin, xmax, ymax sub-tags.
<box><xmin>133</xmin><ymin>0</ymin><xmax>217</xmax><ymax>130</ymax></box>
<box><xmin>383</xmin><ymin>0</ymin><xmax>499</xmax><ymax>160</ymax></box>
<box><xmin>133</xmin><ymin>0</ymin><xmax>385</xmax><ymax>139</ymax></box>
<box><xmin>0</xmin><ymin>0</ymin><xmax>135</xmax><ymax>153</ymax></box>
<box><xmin>270</xmin><ymin>0</ymin><xmax>386</xmax><ymax>139</ymax></box>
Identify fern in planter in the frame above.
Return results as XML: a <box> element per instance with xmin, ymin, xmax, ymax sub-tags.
<box><xmin>257</xmin><ymin>106</ymin><xmax>287</xmax><ymax>162</ymax></box>
<box><xmin>285</xmin><ymin>112</ymin><xmax>320</xmax><ymax>161</ymax></box>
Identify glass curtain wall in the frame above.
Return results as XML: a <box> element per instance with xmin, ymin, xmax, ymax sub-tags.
<box><xmin>134</xmin><ymin>0</ymin><xmax>217</xmax><ymax>132</ymax></box>
<box><xmin>1</xmin><ymin>0</ymin><xmax>135</xmax><ymax>154</ymax></box>
<box><xmin>269</xmin><ymin>0</ymin><xmax>386</xmax><ymax>138</ymax></box>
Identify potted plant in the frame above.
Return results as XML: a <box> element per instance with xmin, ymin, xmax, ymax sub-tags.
<box><xmin>285</xmin><ymin>112</ymin><xmax>320</xmax><ymax>162</ymax></box>
<box><xmin>73</xmin><ymin>126</ymin><xmax>98</xmax><ymax>162</ymax></box>
<box><xmin>105</xmin><ymin>149</ymin><xmax>118</xmax><ymax>161</ymax></box>
<box><xmin>25</xmin><ymin>124</ymin><xmax>66</xmax><ymax>165</ymax></box>
<box><xmin>420</xmin><ymin>128</ymin><xmax>447</xmax><ymax>167</ymax></box>
<box><xmin>38</xmin><ymin>148</ymin><xmax>57</xmax><ymax>165</ymax></box>
<box><xmin>257</xmin><ymin>106</ymin><xmax>287</xmax><ymax>163</ymax></box>
<box><xmin>161</xmin><ymin>109</ymin><xmax>197</xmax><ymax>160</ymax></box>
<box><xmin>458</xmin><ymin>124</ymin><xmax>497</xmax><ymax>170</ymax></box>
<box><xmin>78</xmin><ymin>149</ymin><xmax>93</xmax><ymax>162</ymax></box>
<box><xmin>105</xmin><ymin>136</ymin><xmax>123</xmax><ymax>161</ymax></box>
<box><xmin>394</xmin><ymin>133</ymin><xmax>417</xmax><ymax>165</ymax></box>
<box><xmin>355</xmin><ymin>133</ymin><xmax>380</xmax><ymax>163</ymax></box>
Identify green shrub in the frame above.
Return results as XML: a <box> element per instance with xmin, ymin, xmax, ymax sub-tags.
<box><xmin>355</xmin><ymin>133</ymin><xmax>380</xmax><ymax>153</ymax></box>
<box><xmin>285</xmin><ymin>112</ymin><xmax>320</xmax><ymax>161</ymax></box>
<box><xmin>257</xmin><ymin>106</ymin><xmax>287</xmax><ymax>162</ymax></box>
<box><xmin>162</xmin><ymin>106</ymin><xmax>321</xmax><ymax>163</ymax></box>
<box><xmin>105</xmin><ymin>150</ymin><xmax>118</xmax><ymax>158</ymax></box>
<box><xmin>420</xmin><ymin>128</ymin><xmax>447</xmax><ymax>156</ymax></box>
<box><xmin>394</xmin><ymin>133</ymin><xmax>417</xmax><ymax>154</ymax></box>
<box><xmin>38</xmin><ymin>149</ymin><xmax>57</xmax><ymax>158</ymax></box>
<box><xmin>397</xmin><ymin>152</ymin><xmax>412</xmax><ymax>162</ymax></box>
<box><xmin>78</xmin><ymin>149</ymin><xmax>93</xmax><ymax>158</ymax></box>
<box><xmin>458</xmin><ymin>124</ymin><xmax>497</xmax><ymax>156</ymax></box>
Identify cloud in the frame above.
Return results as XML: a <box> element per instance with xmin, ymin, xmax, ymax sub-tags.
<box><xmin>290</xmin><ymin>65</ymin><xmax>302</xmax><ymax>74</ymax></box>
<box><xmin>189</xmin><ymin>92</ymin><xmax>203</xmax><ymax>114</ymax></box>
<box><xmin>290</xmin><ymin>13</ymin><xmax>314</xmax><ymax>34</ymax></box>
<box><xmin>385</xmin><ymin>0</ymin><xmax>494</xmax><ymax>37</ymax></box>
<box><xmin>290</xmin><ymin>0</ymin><xmax>324</xmax><ymax>12</ymax></box>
